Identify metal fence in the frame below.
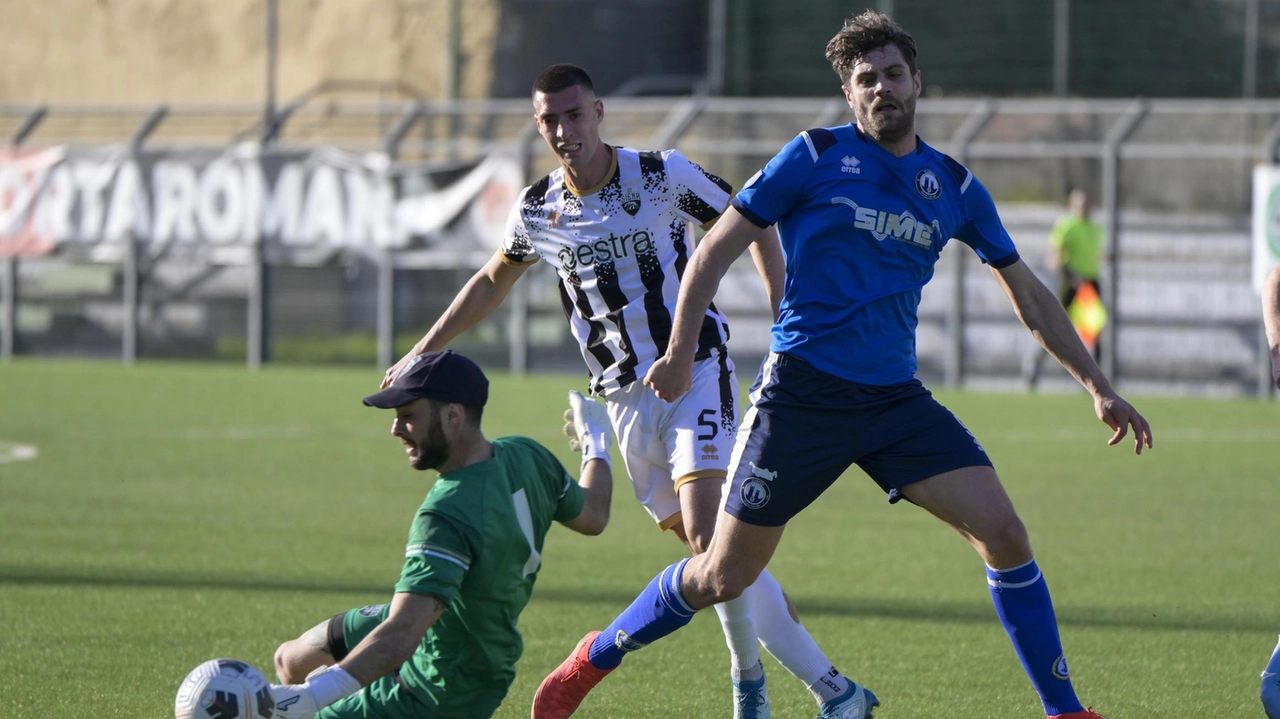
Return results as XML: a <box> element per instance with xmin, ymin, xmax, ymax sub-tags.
<box><xmin>1</xmin><ymin>96</ymin><xmax>1275</xmax><ymax>396</ymax></box>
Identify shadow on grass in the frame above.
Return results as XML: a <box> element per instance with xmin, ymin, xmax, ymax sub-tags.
<box><xmin>2</xmin><ymin>566</ymin><xmax>1268</xmax><ymax>634</ymax></box>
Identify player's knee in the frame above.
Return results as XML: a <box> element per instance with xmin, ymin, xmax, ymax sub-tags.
<box><xmin>1262</xmin><ymin>674</ymin><xmax>1280</xmax><ymax>718</ymax></box>
<box><xmin>706</xmin><ymin>562</ymin><xmax>760</xmax><ymax>602</ymax></box>
<box><xmin>980</xmin><ymin>514</ymin><xmax>1032</xmax><ymax>566</ymax></box>
<box><xmin>274</xmin><ymin>641</ymin><xmax>304</xmax><ymax>685</ymax></box>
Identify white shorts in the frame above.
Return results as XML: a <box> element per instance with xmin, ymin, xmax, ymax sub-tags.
<box><xmin>605</xmin><ymin>348</ymin><xmax>739</xmax><ymax>531</ymax></box>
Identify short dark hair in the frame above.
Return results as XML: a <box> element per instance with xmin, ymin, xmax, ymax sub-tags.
<box><xmin>427</xmin><ymin>399</ymin><xmax>484</xmax><ymax>429</ymax></box>
<box><xmin>825</xmin><ymin>11</ymin><xmax>918</xmax><ymax>85</ymax></box>
<box><xmin>532</xmin><ymin>64</ymin><xmax>595</xmax><ymax>97</ymax></box>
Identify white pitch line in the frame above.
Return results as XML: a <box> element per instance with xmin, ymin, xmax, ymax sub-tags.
<box><xmin>0</xmin><ymin>443</ymin><xmax>38</xmax><ymax>464</ymax></box>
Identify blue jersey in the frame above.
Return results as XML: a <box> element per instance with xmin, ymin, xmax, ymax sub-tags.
<box><xmin>732</xmin><ymin>124</ymin><xmax>1020</xmax><ymax>385</ymax></box>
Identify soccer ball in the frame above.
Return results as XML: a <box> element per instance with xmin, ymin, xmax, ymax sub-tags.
<box><xmin>175</xmin><ymin>658</ymin><xmax>275</xmax><ymax>719</ymax></box>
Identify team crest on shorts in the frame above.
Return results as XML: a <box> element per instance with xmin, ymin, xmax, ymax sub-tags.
<box><xmin>915</xmin><ymin>169</ymin><xmax>941</xmax><ymax>200</ymax></box>
<box><xmin>358</xmin><ymin>604</ymin><xmax>386</xmax><ymax>617</ymax></box>
<box><xmin>740</xmin><ymin>461</ymin><xmax>777</xmax><ymax>510</ymax></box>
<box><xmin>621</xmin><ymin>189</ymin><xmax>642</xmax><ymax>216</ymax></box>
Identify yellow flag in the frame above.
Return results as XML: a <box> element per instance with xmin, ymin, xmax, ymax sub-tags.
<box><xmin>1067</xmin><ymin>282</ymin><xmax>1107</xmax><ymax>349</ymax></box>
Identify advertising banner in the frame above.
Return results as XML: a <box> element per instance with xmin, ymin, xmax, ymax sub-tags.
<box><xmin>0</xmin><ymin>144</ymin><xmax>522</xmax><ymax>265</ymax></box>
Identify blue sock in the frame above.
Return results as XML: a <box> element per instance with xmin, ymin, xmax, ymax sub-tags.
<box><xmin>587</xmin><ymin>559</ymin><xmax>697</xmax><ymax>670</ymax></box>
<box><xmin>987</xmin><ymin>560</ymin><xmax>1083</xmax><ymax>716</ymax></box>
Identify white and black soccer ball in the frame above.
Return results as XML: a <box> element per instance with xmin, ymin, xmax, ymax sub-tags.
<box><xmin>175</xmin><ymin>658</ymin><xmax>275</xmax><ymax>719</ymax></box>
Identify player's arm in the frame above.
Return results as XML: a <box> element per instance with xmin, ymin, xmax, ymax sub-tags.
<box><xmin>1265</xmin><ymin>265</ymin><xmax>1280</xmax><ymax>390</ymax></box>
<box><xmin>337</xmin><ymin>592</ymin><xmax>443</xmax><ymax>683</ymax></box>
<box><xmin>382</xmin><ymin>251</ymin><xmax>529</xmax><ymax>387</ymax></box>
<box><xmin>269</xmin><ymin>592</ymin><xmax>445</xmax><ymax>718</ymax></box>
<box><xmin>558</xmin><ymin>391</ymin><xmax>613</xmax><ymax>536</ymax></box>
<box><xmin>747</xmin><ymin>225</ymin><xmax>785</xmax><ymax>321</ymax></box>
<box><xmin>559</xmin><ymin>458</ymin><xmax>612</xmax><ymax>535</ymax></box>
<box><xmin>992</xmin><ymin>259</ymin><xmax>1152</xmax><ymax>453</ymax></box>
<box><xmin>645</xmin><ymin>206</ymin><xmax>762</xmax><ymax>401</ymax></box>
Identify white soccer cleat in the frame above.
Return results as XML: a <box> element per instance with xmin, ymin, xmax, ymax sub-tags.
<box><xmin>817</xmin><ymin>678</ymin><xmax>879</xmax><ymax>719</ymax></box>
<box><xmin>732</xmin><ymin>672</ymin><xmax>771</xmax><ymax>719</ymax></box>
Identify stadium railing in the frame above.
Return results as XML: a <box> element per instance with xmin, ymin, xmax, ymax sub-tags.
<box><xmin>1</xmin><ymin>98</ymin><xmax>1275</xmax><ymax>397</ymax></box>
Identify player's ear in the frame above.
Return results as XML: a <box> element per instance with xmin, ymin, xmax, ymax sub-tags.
<box><xmin>913</xmin><ymin>69</ymin><xmax>922</xmax><ymax>96</ymax></box>
<box><xmin>841</xmin><ymin>82</ymin><xmax>855</xmax><ymax>107</ymax></box>
<box><xmin>594</xmin><ymin>97</ymin><xmax>604</xmax><ymax>124</ymax></box>
<box><xmin>444</xmin><ymin>402</ymin><xmax>465</xmax><ymax>427</ymax></box>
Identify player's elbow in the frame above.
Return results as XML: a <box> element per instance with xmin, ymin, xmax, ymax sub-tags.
<box><xmin>562</xmin><ymin>495</ymin><xmax>610</xmax><ymax>536</ymax></box>
<box><xmin>575</xmin><ymin>504</ymin><xmax>610</xmax><ymax>536</ymax></box>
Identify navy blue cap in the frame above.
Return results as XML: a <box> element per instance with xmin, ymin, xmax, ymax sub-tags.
<box><xmin>363</xmin><ymin>350</ymin><xmax>489</xmax><ymax>409</ymax></box>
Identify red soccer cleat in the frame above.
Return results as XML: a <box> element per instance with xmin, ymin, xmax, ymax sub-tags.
<box><xmin>1049</xmin><ymin>708</ymin><xmax>1107</xmax><ymax>719</ymax></box>
<box><xmin>531</xmin><ymin>631</ymin><xmax>615</xmax><ymax>719</ymax></box>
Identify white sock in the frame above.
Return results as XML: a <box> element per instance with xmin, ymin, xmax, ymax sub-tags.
<box><xmin>749</xmin><ymin>569</ymin><xmax>839</xmax><ymax>687</ymax></box>
<box><xmin>808</xmin><ymin>668</ymin><xmax>849</xmax><ymax>704</ymax></box>
<box><xmin>713</xmin><ymin>593</ymin><xmax>762</xmax><ymax>681</ymax></box>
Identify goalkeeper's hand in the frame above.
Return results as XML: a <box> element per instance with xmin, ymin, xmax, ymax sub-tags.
<box><xmin>563</xmin><ymin>390</ymin><xmax>612</xmax><ymax>467</ymax></box>
<box><xmin>270</xmin><ymin>665</ymin><xmax>361</xmax><ymax>719</ymax></box>
<box><xmin>270</xmin><ymin>684</ymin><xmax>319</xmax><ymax>719</ymax></box>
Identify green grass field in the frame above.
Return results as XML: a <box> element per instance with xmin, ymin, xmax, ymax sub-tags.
<box><xmin>1</xmin><ymin>360</ymin><xmax>1277</xmax><ymax>718</ymax></box>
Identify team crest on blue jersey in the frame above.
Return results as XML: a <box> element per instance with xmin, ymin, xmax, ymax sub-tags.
<box><xmin>915</xmin><ymin>169</ymin><xmax>941</xmax><ymax>200</ymax></box>
<box><xmin>621</xmin><ymin>189</ymin><xmax>642</xmax><ymax>216</ymax></box>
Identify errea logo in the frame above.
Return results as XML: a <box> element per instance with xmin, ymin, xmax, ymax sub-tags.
<box><xmin>841</xmin><ymin>155</ymin><xmax>861</xmax><ymax>174</ymax></box>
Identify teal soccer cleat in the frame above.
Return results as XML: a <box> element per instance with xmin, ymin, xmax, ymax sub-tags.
<box><xmin>732</xmin><ymin>673</ymin><xmax>770</xmax><ymax>719</ymax></box>
<box><xmin>817</xmin><ymin>678</ymin><xmax>879</xmax><ymax>719</ymax></box>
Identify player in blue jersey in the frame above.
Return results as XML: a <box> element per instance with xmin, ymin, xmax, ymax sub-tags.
<box><xmin>531</xmin><ymin>11</ymin><xmax>1152</xmax><ymax>719</ymax></box>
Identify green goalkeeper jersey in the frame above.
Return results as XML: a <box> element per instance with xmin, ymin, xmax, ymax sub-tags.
<box><xmin>393</xmin><ymin>435</ymin><xmax>586</xmax><ymax>716</ymax></box>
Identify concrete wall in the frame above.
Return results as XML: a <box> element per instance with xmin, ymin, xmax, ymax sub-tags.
<box><xmin>1</xmin><ymin>0</ymin><xmax>499</xmax><ymax>104</ymax></box>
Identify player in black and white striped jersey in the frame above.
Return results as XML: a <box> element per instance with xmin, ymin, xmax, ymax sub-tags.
<box><xmin>385</xmin><ymin>64</ymin><xmax>854</xmax><ymax>719</ymax></box>
<box><xmin>503</xmin><ymin>143</ymin><xmax>733</xmax><ymax>396</ymax></box>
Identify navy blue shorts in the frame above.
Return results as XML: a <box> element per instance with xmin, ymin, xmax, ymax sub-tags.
<box><xmin>723</xmin><ymin>353</ymin><xmax>993</xmax><ymax>527</ymax></box>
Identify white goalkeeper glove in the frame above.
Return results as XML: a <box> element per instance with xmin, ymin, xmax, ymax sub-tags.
<box><xmin>270</xmin><ymin>665</ymin><xmax>361</xmax><ymax>719</ymax></box>
<box><xmin>563</xmin><ymin>390</ymin><xmax>612</xmax><ymax>468</ymax></box>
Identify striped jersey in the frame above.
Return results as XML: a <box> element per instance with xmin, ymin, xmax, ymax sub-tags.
<box><xmin>501</xmin><ymin>146</ymin><xmax>734</xmax><ymax>395</ymax></box>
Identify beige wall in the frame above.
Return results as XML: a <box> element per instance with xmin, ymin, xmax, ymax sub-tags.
<box><xmin>1</xmin><ymin>0</ymin><xmax>498</xmax><ymax>104</ymax></box>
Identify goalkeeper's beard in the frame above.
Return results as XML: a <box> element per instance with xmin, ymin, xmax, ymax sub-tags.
<box><xmin>407</xmin><ymin>419</ymin><xmax>451</xmax><ymax>471</ymax></box>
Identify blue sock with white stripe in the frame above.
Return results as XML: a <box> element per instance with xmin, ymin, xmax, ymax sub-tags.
<box><xmin>987</xmin><ymin>560</ymin><xmax>1083</xmax><ymax>716</ymax></box>
<box><xmin>587</xmin><ymin>559</ymin><xmax>697</xmax><ymax>670</ymax></box>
